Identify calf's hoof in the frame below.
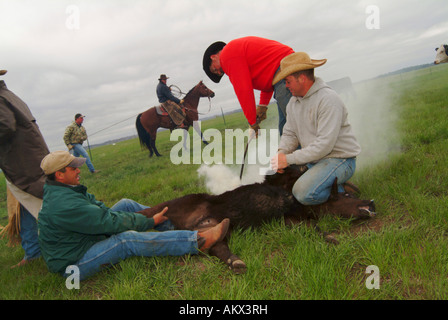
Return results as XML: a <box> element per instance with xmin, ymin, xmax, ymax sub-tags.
<box><xmin>226</xmin><ymin>256</ymin><xmax>247</xmax><ymax>274</ymax></box>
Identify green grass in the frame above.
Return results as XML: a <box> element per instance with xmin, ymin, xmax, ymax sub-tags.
<box><xmin>1</xmin><ymin>64</ymin><xmax>448</xmax><ymax>300</ymax></box>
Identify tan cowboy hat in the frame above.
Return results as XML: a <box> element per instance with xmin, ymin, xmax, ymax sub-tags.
<box><xmin>272</xmin><ymin>52</ymin><xmax>327</xmax><ymax>85</ymax></box>
<box><xmin>0</xmin><ymin>70</ymin><xmax>7</xmax><ymax>76</ymax></box>
<box><xmin>40</xmin><ymin>151</ymin><xmax>86</xmax><ymax>175</ymax></box>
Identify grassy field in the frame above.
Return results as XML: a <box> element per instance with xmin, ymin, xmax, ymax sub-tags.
<box><xmin>1</xmin><ymin>63</ymin><xmax>448</xmax><ymax>301</ymax></box>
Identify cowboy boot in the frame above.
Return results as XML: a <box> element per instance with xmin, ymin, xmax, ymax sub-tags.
<box><xmin>197</xmin><ymin>218</ymin><xmax>230</xmax><ymax>252</ymax></box>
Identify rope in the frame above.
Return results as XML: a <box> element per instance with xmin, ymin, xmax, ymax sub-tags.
<box><xmin>88</xmin><ymin>113</ymin><xmax>138</xmax><ymax>137</ymax></box>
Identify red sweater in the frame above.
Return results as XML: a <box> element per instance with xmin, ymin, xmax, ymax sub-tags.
<box><xmin>220</xmin><ymin>37</ymin><xmax>294</xmax><ymax>125</ymax></box>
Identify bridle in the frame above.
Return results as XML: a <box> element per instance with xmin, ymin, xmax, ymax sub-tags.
<box><xmin>176</xmin><ymin>84</ymin><xmax>214</xmax><ymax>116</ymax></box>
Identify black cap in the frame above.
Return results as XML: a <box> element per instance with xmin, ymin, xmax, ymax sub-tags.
<box><xmin>202</xmin><ymin>41</ymin><xmax>226</xmax><ymax>83</ymax></box>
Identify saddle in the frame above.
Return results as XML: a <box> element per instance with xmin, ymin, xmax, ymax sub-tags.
<box><xmin>156</xmin><ymin>101</ymin><xmax>187</xmax><ymax>126</ymax></box>
<box><xmin>155</xmin><ymin>105</ymin><xmax>169</xmax><ymax>116</ymax></box>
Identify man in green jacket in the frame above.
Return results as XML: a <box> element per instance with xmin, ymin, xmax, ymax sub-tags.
<box><xmin>37</xmin><ymin>151</ymin><xmax>229</xmax><ymax>280</ymax></box>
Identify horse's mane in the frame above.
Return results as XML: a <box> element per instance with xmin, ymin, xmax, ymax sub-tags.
<box><xmin>184</xmin><ymin>82</ymin><xmax>201</xmax><ymax>97</ymax></box>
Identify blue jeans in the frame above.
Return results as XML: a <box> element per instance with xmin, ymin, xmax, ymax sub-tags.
<box><xmin>70</xmin><ymin>199</ymin><xmax>199</xmax><ymax>281</ymax></box>
<box><xmin>19</xmin><ymin>205</ymin><xmax>41</xmax><ymax>260</ymax></box>
<box><xmin>292</xmin><ymin>158</ymin><xmax>356</xmax><ymax>205</ymax></box>
<box><xmin>273</xmin><ymin>72</ymin><xmax>292</xmax><ymax>136</ymax></box>
<box><xmin>70</xmin><ymin>144</ymin><xmax>95</xmax><ymax>172</ymax></box>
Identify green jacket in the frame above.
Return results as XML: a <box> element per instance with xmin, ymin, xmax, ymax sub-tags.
<box><xmin>63</xmin><ymin>121</ymin><xmax>87</xmax><ymax>146</ymax></box>
<box><xmin>38</xmin><ymin>180</ymin><xmax>154</xmax><ymax>274</ymax></box>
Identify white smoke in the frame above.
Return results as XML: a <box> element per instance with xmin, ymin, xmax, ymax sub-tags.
<box><xmin>197</xmin><ymin>163</ymin><xmax>268</xmax><ymax>195</ymax></box>
<box><xmin>198</xmin><ymin>113</ymin><xmax>280</xmax><ymax>194</ymax></box>
<box><xmin>344</xmin><ymin>77</ymin><xmax>401</xmax><ymax>170</ymax></box>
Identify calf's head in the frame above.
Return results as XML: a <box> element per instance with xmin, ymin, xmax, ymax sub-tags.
<box><xmin>264</xmin><ymin>166</ymin><xmax>376</xmax><ymax>220</ymax></box>
<box><xmin>311</xmin><ymin>178</ymin><xmax>376</xmax><ymax>220</ymax></box>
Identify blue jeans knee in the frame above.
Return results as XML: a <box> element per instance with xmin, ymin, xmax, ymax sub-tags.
<box><xmin>292</xmin><ymin>158</ymin><xmax>356</xmax><ymax>205</ymax></box>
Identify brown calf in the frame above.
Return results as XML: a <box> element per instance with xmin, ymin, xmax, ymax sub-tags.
<box><xmin>138</xmin><ymin>165</ymin><xmax>376</xmax><ymax>274</ymax></box>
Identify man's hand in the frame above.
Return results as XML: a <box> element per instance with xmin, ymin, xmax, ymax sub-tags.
<box><xmin>256</xmin><ymin>105</ymin><xmax>268</xmax><ymax>123</ymax></box>
<box><xmin>249</xmin><ymin>122</ymin><xmax>260</xmax><ymax>138</ymax></box>
<box><xmin>270</xmin><ymin>153</ymin><xmax>288</xmax><ymax>173</ymax></box>
<box><xmin>67</xmin><ymin>144</ymin><xmax>74</xmax><ymax>150</ymax></box>
<box><xmin>153</xmin><ymin>207</ymin><xmax>169</xmax><ymax>226</ymax></box>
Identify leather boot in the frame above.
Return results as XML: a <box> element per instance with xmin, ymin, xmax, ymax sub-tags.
<box><xmin>197</xmin><ymin>218</ymin><xmax>230</xmax><ymax>252</ymax></box>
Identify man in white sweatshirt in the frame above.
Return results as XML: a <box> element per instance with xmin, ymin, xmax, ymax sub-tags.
<box><xmin>270</xmin><ymin>52</ymin><xmax>361</xmax><ymax>205</ymax></box>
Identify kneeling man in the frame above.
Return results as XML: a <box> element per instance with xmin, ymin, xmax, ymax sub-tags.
<box><xmin>271</xmin><ymin>52</ymin><xmax>361</xmax><ymax>205</ymax></box>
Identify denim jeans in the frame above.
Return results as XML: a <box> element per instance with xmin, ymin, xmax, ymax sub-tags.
<box><xmin>70</xmin><ymin>199</ymin><xmax>199</xmax><ymax>280</ymax></box>
<box><xmin>292</xmin><ymin>158</ymin><xmax>356</xmax><ymax>205</ymax></box>
<box><xmin>19</xmin><ymin>205</ymin><xmax>41</xmax><ymax>260</ymax></box>
<box><xmin>273</xmin><ymin>73</ymin><xmax>292</xmax><ymax>136</ymax></box>
<box><xmin>70</xmin><ymin>144</ymin><xmax>95</xmax><ymax>172</ymax></box>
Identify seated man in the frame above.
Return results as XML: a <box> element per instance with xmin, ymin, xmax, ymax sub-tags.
<box><xmin>271</xmin><ymin>52</ymin><xmax>361</xmax><ymax>205</ymax></box>
<box><xmin>38</xmin><ymin>151</ymin><xmax>229</xmax><ymax>281</ymax></box>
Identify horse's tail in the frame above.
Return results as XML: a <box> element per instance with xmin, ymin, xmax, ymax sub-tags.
<box><xmin>136</xmin><ymin>113</ymin><xmax>152</xmax><ymax>151</ymax></box>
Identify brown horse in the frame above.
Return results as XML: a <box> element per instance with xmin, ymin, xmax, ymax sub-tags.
<box><xmin>136</xmin><ymin>81</ymin><xmax>215</xmax><ymax>157</ymax></box>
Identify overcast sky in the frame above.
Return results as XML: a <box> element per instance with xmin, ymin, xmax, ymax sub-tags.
<box><xmin>1</xmin><ymin>0</ymin><xmax>447</xmax><ymax>151</ymax></box>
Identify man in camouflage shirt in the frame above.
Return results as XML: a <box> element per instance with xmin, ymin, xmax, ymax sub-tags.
<box><xmin>63</xmin><ymin>114</ymin><xmax>98</xmax><ymax>173</ymax></box>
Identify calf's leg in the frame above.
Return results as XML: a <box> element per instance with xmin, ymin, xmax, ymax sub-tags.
<box><xmin>208</xmin><ymin>240</ymin><xmax>247</xmax><ymax>275</ymax></box>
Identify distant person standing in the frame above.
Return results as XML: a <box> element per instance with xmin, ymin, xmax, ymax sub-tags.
<box><xmin>63</xmin><ymin>113</ymin><xmax>98</xmax><ymax>173</ymax></box>
<box><xmin>0</xmin><ymin>68</ymin><xmax>49</xmax><ymax>268</ymax></box>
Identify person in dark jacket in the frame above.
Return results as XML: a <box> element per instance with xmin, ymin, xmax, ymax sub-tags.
<box><xmin>0</xmin><ymin>69</ymin><xmax>49</xmax><ymax>268</ymax></box>
<box><xmin>156</xmin><ymin>74</ymin><xmax>187</xmax><ymax>129</ymax></box>
<box><xmin>38</xmin><ymin>151</ymin><xmax>229</xmax><ymax>280</ymax></box>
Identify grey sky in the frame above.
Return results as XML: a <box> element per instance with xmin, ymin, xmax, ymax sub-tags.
<box><xmin>1</xmin><ymin>0</ymin><xmax>447</xmax><ymax>150</ymax></box>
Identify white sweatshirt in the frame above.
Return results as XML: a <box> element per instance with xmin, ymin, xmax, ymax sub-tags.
<box><xmin>278</xmin><ymin>77</ymin><xmax>361</xmax><ymax>165</ymax></box>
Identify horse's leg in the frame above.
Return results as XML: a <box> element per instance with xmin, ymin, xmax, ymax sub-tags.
<box><xmin>192</xmin><ymin>121</ymin><xmax>208</xmax><ymax>145</ymax></box>
<box><xmin>150</xmin><ymin>137</ymin><xmax>162</xmax><ymax>157</ymax></box>
<box><xmin>145</xmin><ymin>114</ymin><xmax>162</xmax><ymax>157</ymax></box>
<box><xmin>136</xmin><ymin>114</ymin><xmax>154</xmax><ymax>157</ymax></box>
<box><xmin>183</xmin><ymin>129</ymin><xmax>189</xmax><ymax>151</ymax></box>
<box><xmin>147</xmin><ymin>129</ymin><xmax>154</xmax><ymax>158</ymax></box>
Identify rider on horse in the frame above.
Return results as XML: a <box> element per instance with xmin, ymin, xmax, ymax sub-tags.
<box><xmin>156</xmin><ymin>74</ymin><xmax>187</xmax><ymax>129</ymax></box>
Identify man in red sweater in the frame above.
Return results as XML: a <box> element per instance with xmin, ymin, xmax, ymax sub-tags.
<box><xmin>203</xmin><ymin>36</ymin><xmax>294</xmax><ymax>135</ymax></box>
